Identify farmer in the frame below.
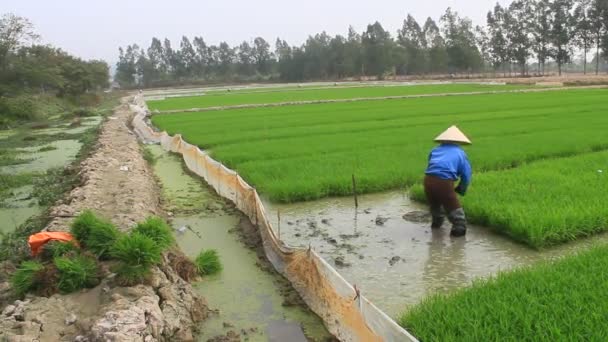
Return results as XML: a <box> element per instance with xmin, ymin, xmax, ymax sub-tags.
<box><xmin>424</xmin><ymin>125</ymin><xmax>472</xmax><ymax>237</ymax></box>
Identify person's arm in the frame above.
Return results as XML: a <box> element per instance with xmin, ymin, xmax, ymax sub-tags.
<box><xmin>455</xmin><ymin>153</ymin><xmax>472</xmax><ymax>195</ymax></box>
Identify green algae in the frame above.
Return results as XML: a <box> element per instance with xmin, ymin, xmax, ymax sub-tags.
<box><xmin>147</xmin><ymin>144</ymin><xmax>332</xmax><ymax>341</ymax></box>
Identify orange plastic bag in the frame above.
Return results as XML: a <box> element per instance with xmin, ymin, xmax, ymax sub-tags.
<box><xmin>28</xmin><ymin>232</ymin><xmax>78</xmax><ymax>256</ymax></box>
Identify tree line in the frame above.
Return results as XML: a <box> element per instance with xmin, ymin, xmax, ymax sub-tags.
<box><xmin>0</xmin><ymin>13</ymin><xmax>110</xmax><ymax>125</ymax></box>
<box><xmin>116</xmin><ymin>0</ymin><xmax>608</xmax><ymax>87</ymax></box>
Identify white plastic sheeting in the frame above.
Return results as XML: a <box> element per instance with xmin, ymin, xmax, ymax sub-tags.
<box><xmin>130</xmin><ymin>95</ymin><xmax>418</xmax><ymax>342</ymax></box>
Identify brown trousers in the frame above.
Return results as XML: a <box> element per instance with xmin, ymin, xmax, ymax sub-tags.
<box><xmin>423</xmin><ymin>175</ymin><xmax>461</xmax><ymax>214</ymax></box>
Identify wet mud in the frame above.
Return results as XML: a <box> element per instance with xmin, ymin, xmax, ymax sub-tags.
<box><xmin>264</xmin><ymin>191</ymin><xmax>608</xmax><ymax>317</ymax></box>
<box><xmin>147</xmin><ymin>145</ymin><xmax>333</xmax><ymax>342</ymax></box>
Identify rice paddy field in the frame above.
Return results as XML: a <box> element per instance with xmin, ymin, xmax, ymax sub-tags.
<box><xmin>146</xmin><ymin>83</ymin><xmax>536</xmax><ymax>111</ymax></box>
<box><xmin>147</xmin><ymin>82</ymin><xmax>608</xmax><ymax>340</ymax></box>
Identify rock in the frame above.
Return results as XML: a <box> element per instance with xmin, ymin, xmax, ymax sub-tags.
<box><xmin>2</xmin><ymin>305</ymin><xmax>16</xmax><ymax>316</ymax></box>
<box><xmin>327</xmin><ymin>238</ymin><xmax>338</xmax><ymax>245</ymax></box>
<box><xmin>321</xmin><ymin>218</ymin><xmax>331</xmax><ymax>225</ymax></box>
<box><xmin>363</xmin><ymin>208</ymin><xmax>372</xmax><ymax>214</ymax></box>
<box><xmin>65</xmin><ymin>313</ymin><xmax>77</xmax><ymax>325</ymax></box>
<box><xmin>307</xmin><ymin>220</ymin><xmax>317</xmax><ymax>229</ymax></box>
<box><xmin>74</xmin><ymin>336</ymin><xmax>89</xmax><ymax>342</ymax></box>
<box><xmin>375</xmin><ymin>216</ymin><xmax>389</xmax><ymax>226</ymax></box>
<box><xmin>389</xmin><ymin>256</ymin><xmax>401</xmax><ymax>266</ymax></box>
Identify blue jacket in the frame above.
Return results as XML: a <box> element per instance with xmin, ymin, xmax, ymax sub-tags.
<box><xmin>425</xmin><ymin>144</ymin><xmax>472</xmax><ymax>193</ymax></box>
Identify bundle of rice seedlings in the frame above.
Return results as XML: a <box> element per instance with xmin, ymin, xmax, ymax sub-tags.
<box><xmin>54</xmin><ymin>255</ymin><xmax>100</xmax><ymax>293</ymax></box>
<box><xmin>10</xmin><ymin>260</ymin><xmax>44</xmax><ymax>296</ymax></box>
<box><xmin>195</xmin><ymin>249</ymin><xmax>222</xmax><ymax>276</ymax></box>
<box><xmin>70</xmin><ymin>210</ymin><xmax>121</xmax><ymax>259</ymax></box>
<box><xmin>110</xmin><ymin>233</ymin><xmax>162</xmax><ymax>286</ymax></box>
<box><xmin>133</xmin><ymin>216</ymin><xmax>175</xmax><ymax>250</ymax></box>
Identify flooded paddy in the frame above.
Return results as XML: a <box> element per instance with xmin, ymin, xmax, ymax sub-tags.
<box><xmin>0</xmin><ymin>116</ymin><xmax>102</xmax><ymax>232</ymax></box>
<box><xmin>263</xmin><ymin>191</ymin><xmax>608</xmax><ymax>317</ymax></box>
<box><xmin>147</xmin><ymin>145</ymin><xmax>332</xmax><ymax>342</ymax></box>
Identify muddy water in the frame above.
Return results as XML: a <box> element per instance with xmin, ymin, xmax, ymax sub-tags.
<box><xmin>263</xmin><ymin>191</ymin><xmax>608</xmax><ymax>318</ymax></box>
<box><xmin>147</xmin><ymin>145</ymin><xmax>332</xmax><ymax>342</ymax></box>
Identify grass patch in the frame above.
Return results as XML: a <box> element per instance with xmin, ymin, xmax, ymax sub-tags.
<box><xmin>10</xmin><ymin>260</ymin><xmax>44</xmax><ymax>297</ymax></box>
<box><xmin>54</xmin><ymin>255</ymin><xmax>100</xmax><ymax>293</ymax></box>
<box><xmin>399</xmin><ymin>245</ymin><xmax>608</xmax><ymax>341</ymax></box>
<box><xmin>133</xmin><ymin>216</ymin><xmax>174</xmax><ymax>250</ymax></box>
<box><xmin>195</xmin><ymin>249</ymin><xmax>222</xmax><ymax>276</ymax></box>
<box><xmin>147</xmin><ymin>83</ymin><xmax>535</xmax><ymax>111</ymax></box>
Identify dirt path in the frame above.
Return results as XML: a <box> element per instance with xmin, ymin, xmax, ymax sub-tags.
<box><xmin>155</xmin><ymin>84</ymin><xmax>608</xmax><ymax>114</ymax></box>
<box><xmin>0</xmin><ymin>96</ymin><xmax>207</xmax><ymax>342</ymax></box>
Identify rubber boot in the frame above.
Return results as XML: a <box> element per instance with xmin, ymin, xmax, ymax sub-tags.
<box><xmin>430</xmin><ymin>207</ymin><xmax>444</xmax><ymax>229</ymax></box>
<box><xmin>448</xmin><ymin>208</ymin><xmax>467</xmax><ymax>237</ymax></box>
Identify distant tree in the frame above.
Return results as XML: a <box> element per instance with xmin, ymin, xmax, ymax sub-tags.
<box><xmin>252</xmin><ymin>37</ymin><xmax>271</xmax><ymax>74</ymax></box>
<box><xmin>398</xmin><ymin>14</ymin><xmax>427</xmax><ymax>74</ymax></box>
<box><xmin>592</xmin><ymin>0</ymin><xmax>608</xmax><ymax>73</ymax></box>
<box><xmin>344</xmin><ymin>26</ymin><xmax>363</xmax><ymax>76</ymax></box>
<box><xmin>147</xmin><ymin>38</ymin><xmax>166</xmax><ymax>79</ymax></box>
<box><xmin>440</xmin><ymin>8</ymin><xmax>482</xmax><ymax>74</ymax></box>
<box><xmin>115</xmin><ymin>45</ymin><xmax>138</xmax><ymax>87</ymax></box>
<box><xmin>549</xmin><ymin>0</ymin><xmax>575</xmax><ymax>75</ymax></box>
<box><xmin>573</xmin><ymin>0</ymin><xmax>593</xmax><ymax>74</ymax></box>
<box><xmin>487</xmin><ymin>4</ymin><xmax>510</xmax><ymax>74</ymax></box>
<box><xmin>0</xmin><ymin>14</ymin><xmax>39</xmax><ymax>68</ymax></box>
<box><xmin>506</xmin><ymin>0</ymin><xmax>533</xmax><ymax>75</ymax></box>
<box><xmin>475</xmin><ymin>25</ymin><xmax>491</xmax><ymax>71</ymax></box>
<box><xmin>237</xmin><ymin>41</ymin><xmax>254</xmax><ymax>76</ymax></box>
<box><xmin>423</xmin><ymin>18</ymin><xmax>448</xmax><ymax>73</ymax></box>
<box><xmin>589</xmin><ymin>0</ymin><xmax>608</xmax><ymax>75</ymax></box>
<box><xmin>362</xmin><ymin>22</ymin><xmax>394</xmax><ymax>77</ymax></box>
<box><xmin>179</xmin><ymin>36</ymin><xmax>197</xmax><ymax>78</ymax></box>
<box><xmin>328</xmin><ymin>35</ymin><xmax>347</xmax><ymax>78</ymax></box>
<box><xmin>531</xmin><ymin>0</ymin><xmax>552</xmax><ymax>75</ymax></box>
<box><xmin>217</xmin><ymin>42</ymin><xmax>234</xmax><ymax>76</ymax></box>
<box><xmin>192</xmin><ymin>36</ymin><xmax>209</xmax><ymax>77</ymax></box>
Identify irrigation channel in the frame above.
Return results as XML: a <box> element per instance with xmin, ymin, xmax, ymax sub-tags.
<box><xmin>0</xmin><ymin>116</ymin><xmax>102</xmax><ymax>233</ymax></box>
<box><xmin>263</xmin><ymin>191</ymin><xmax>608</xmax><ymax>318</ymax></box>
<box><xmin>146</xmin><ymin>145</ymin><xmax>334</xmax><ymax>341</ymax></box>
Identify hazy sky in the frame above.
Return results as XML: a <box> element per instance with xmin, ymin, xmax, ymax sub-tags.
<box><xmin>1</xmin><ymin>0</ymin><xmax>513</xmax><ymax>63</ymax></box>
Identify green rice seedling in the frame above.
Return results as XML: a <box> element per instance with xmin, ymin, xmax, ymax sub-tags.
<box><xmin>70</xmin><ymin>210</ymin><xmax>120</xmax><ymax>259</ymax></box>
<box><xmin>399</xmin><ymin>245</ymin><xmax>608</xmax><ymax>341</ymax></box>
<box><xmin>70</xmin><ymin>210</ymin><xmax>100</xmax><ymax>243</ymax></box>
<box><xmin>151</xmin><ymin>89</ymin><xmax>608</xmax><ymax>203</ymax></box>
<box><xmin>195</xmin><ymin>249</ymin><xmax>222</xmax><ymax>276</ymax></box>
<box><xmin>54</xmin><ymin>255</ymin><xmax>100</xmax><ymax>293</ymax></box>
<box><xmin>133</xmin><ymin>216</ymin><xmax>174</xmax><ymax>250</ymax></box>
<box><xmin>113</xmin><ymin>263</ymin><xmax>151</xmax><ymax>286</ymax></box>
<box><xmin>110</xmin><ymin>232</ymin><xmax>162</xmax><ymax>267</ymax></box>
<box><xmin>147</xmin><ymin>83</ymin><xmax>535</xmax><ymax>111</ymax></box>
<box><xmin>84</xmin><ymin>219</ymin><xmax>120</xmax><ymax>260</ymax></box>
<box><xmin>10</xmin><ymin>260</ymin><xmax>44</xmax><ymax>296</ymax></box>
<box><xmin>412</xmin><ymin>150</ymin><xmax>608</xmax><ymax>247</ymax></box>
<box><xmin>41</xmin><ymin>240</ymin><xmax>79</xmax><ymax>259</ymax></box>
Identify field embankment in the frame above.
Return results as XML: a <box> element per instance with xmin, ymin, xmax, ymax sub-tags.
<box><xmin>146</xmin><ymin>83</ymin><xmax>536</xmax><ymax>111</ymax></box>
<box><xmin>0</xmin><ymin>97</ymin><xmax>207</xmax><ymax>341</ymax></box>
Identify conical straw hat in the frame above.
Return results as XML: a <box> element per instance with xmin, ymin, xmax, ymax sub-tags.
<box><xmin>434</xmin><ymin>125</ymin><xmax>471</xmax><ymax>144</ymax></box>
